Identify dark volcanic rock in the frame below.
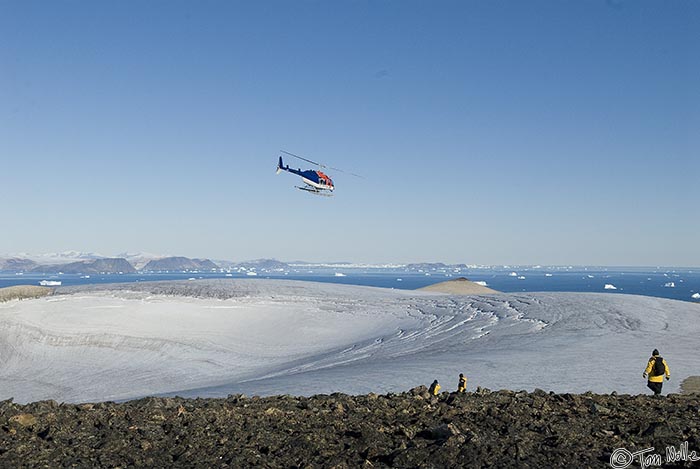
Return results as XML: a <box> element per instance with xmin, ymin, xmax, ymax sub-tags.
<box><xmin>1</xmin><ymin>391</ymin><xmax>699</xmax><ymax>468</ymax></box>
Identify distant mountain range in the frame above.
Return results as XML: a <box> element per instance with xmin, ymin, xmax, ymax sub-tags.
<box><xmin>34</xmin><ymin>258</ymin><xmax>137</xmax><ymax>275</ymax></box>
<box><xmin>233</xmin><ymin>259</ymin><xmax>290</xmax><ymax>271</ymax></box>
<box><xmin>0</xmin><ymin>258</ymin><xmax>38</xmax><ymax>272</ymax></box>
<box><xmin>405</xmin><ymin>262</ymin><xmax>470</xmax><ymax>271</ymax></box>
<box><xmin>0</xmin><ymin>255</ymin><xmax>217</xmax><ymax>274</ymax></box>
<box><xmin>0</xmin><ymin>255</ymin><xmax>294</xmax><ymax>274</ymax></box>
<box><xmin>1</xmin><ymin>253</ymin><xmax>482</xmax><ymax>275</ymax></box>
<box><xmin>142</xmin><ymin>257</ymin><xmax>218</xmax><ymax>272</ymax></box>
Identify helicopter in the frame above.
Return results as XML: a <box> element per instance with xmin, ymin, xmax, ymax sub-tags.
<box><xmin>276</xmin><ymin>150</ymin><xmax>361</xmax><ymax>196</ymax></box>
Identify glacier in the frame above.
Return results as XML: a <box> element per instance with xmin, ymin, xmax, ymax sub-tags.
<box><xmin>0</xmin><ymin>279</ymin><xmax>698</xmax><ymax>404</ymax></box>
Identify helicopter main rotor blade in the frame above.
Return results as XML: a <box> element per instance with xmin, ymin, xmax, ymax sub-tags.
<box><xmin>280</xmin><ymin>150</ymin><xmax>364</xmax><ymax>178</ymax></box>
<box><xmin>327</xmin><ymin>166</ymin><xmax>364</xmax><ymax>178</ymax></box>
<box><xmin>280</xmin><ymin>150</ymin><xmax>323</xmax><ymax>168</ymax></box>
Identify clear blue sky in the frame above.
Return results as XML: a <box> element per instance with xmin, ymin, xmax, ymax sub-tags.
<box><xmin>1</xmin><ymin>1</ymin><xmax>698</xmax><ymax>266</ymax></box>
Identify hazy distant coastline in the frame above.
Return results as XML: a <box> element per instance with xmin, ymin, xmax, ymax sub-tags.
<box><xmin>3</xmin><ymin>252</ymin><xmax>698</xmax><ymax>275</ymax></box>
<box><xmin>2</xmin><ymin>254</ymin><xmax>699</xmax><ymax>302</ymax></box>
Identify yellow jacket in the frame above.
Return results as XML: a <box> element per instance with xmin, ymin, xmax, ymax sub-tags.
<box><xmin>429</xmin><ymin>382</ymin><xmax>441</xmax><ymax>395</ymax></box>
<box><xmin>644</xmin><ymin>356</ymin><xmax>670</xmax><ymax>383</ymax></box>
<box><xmin>458</xmin><ymin>376</ymin><xmax>467</xmax><ymax>392</ymax></box>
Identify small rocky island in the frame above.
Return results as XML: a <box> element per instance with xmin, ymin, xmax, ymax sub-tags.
<box><xmin>1</xmin><ymin>387</ymin><xmax>699</xmax><ymax>468</ymax></box>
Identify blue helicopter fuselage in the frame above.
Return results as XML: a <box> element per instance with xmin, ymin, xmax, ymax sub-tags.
<box><xmin>277</xmin><ymin>157</ymin><xmax>334</xmax><ymax>192</ymax></box>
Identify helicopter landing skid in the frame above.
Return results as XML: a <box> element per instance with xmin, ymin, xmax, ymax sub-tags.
<box><xmin>295</xmin><ymin>186</ymin><xmax>333</xmax><ymax>197</ymax></box>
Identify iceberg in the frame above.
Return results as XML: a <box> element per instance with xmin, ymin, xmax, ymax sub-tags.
<box><xmin>38</xmin><ymin>280</ymin><xmax>61</xmax><ymax>286</ymax></box>
<box><xmin>664</xmin><ymin>282</ymin><xmax>675</xmax><ymax>288</ymax></box>
<box><xmin>692</xmin><ymin>293</ymin><xmax>700</xmax><ymax>300</ymax></box>
<box><xmin>604</xmin><ymin>284</ymin><xmax>617</xmax><ymax>290</ymax></box>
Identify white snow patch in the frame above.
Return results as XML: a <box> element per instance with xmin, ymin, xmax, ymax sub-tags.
<box><xmin>1</xmin><ymin>280</ymin><xmax>699</xmax><ymax>403</ymax></box>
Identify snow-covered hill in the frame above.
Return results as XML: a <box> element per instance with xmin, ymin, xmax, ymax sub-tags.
<box><xmin>0</xmin><ymin>279</ymin><xmax>698</xmax><ymax>403</ymax></box>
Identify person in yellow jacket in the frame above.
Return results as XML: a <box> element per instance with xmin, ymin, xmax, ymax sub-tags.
<box><xmin>643</xmin><ymin>348</ymin><xmax>670</xmax><ymax>395</ymax></box>
<box><xmin>457</xmin><ymin>373</ymin><xmax>467</xmax><ymax>392</ymax></box>
<box><xmin>428</xmin><ymin>379</ymin><xmax>441</xmax><ymax>396</ymax></box>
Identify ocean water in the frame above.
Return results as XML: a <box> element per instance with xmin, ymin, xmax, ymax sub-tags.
<box><xmin>1</xmin><ymin>267</ymin><xmax>699</xmax><ymax>303</ymax></box>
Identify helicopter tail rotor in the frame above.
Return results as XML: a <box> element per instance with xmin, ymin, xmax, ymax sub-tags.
<box><xmin>276</xmin><ymin>156</ymin><xmax>284</xmax><ymax>174</ymax></box>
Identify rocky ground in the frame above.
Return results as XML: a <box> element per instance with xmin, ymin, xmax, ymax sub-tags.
<box><xmin>1</xmin><ymin>387</ymin><xmax>699</xmax><ymax>468</ymax></box>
